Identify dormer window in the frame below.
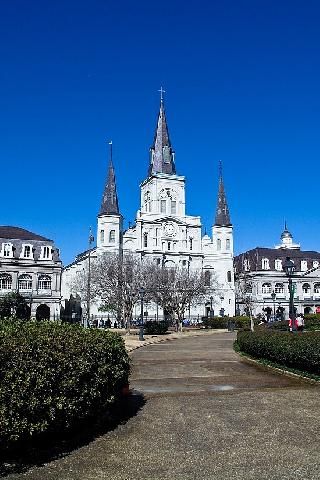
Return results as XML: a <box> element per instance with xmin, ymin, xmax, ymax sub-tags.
<box><xmin>40</xmin><ymin>246</ymin><xmax>52</xmax><ymax>260</ymax></box>
<box><xmin>20</xmin><ymin>244</ymin><xmax>33</xmax><ymax>259</ymax></box>
<box><xmin>262</xmin><ymin>258</ymin><xmax>270</xmax><ymax>270</ymax></box>
<box><xmin>301</xmin><ymin>260</ymin><xmax>308</xmax><ymax>272</ymax></box>
<box><xmin>275</xmin><ymin>259</ymin><xmax>282</xmax><ymax>271</ymax></box>
<box><xmin>244</xmin><ymin>259</ymin><xmax>250</xmax><ymax>271</ymax></box>
<box><xmin>2</xmin><ymin>243</ymin><xmax>13</xmax><ymax>258</ymax></box>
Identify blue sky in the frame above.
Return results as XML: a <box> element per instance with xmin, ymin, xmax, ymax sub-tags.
<box><xmin>1</xmin><ymin>0</ymin><xmax>320</xmax><ymax>264</ymax></box>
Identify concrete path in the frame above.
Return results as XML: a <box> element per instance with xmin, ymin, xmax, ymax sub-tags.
<box><xmin>5</xmin><ymin>332</ymin><xmax>320</xmax><ymax>480</ymax></box>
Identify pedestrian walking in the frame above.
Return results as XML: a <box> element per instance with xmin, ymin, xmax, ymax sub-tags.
<box><xmin>296</xmin><ymin>314</ymin><xmax>305</xmax><ymax>333</ymax></box>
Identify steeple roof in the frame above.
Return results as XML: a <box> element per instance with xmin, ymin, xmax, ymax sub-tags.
<box><xmin>214</xmin><ymin>163</ymin><xmax>231</xmax><ymax>226</ymax></box>
<box><xmin>99</xmin><ymin>146</ymin><xmax>120</xmax><ymax>216</ymax></box>
<box><xmin>148</xmin><ymin>99</ymin><xmax>176</xmax><ymax>176</ymax></box>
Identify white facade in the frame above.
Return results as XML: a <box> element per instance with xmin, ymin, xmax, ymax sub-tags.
<box><xmin>62</xmin><ymin>100</ymin><xmax>235</xmax><ymax>320</ymax></box>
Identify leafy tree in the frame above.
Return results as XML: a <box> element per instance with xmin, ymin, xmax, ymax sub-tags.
<box><xmin>0</xmin><ymin>292</ymin><xmax>30</xmax><ymax>320</ymax></box>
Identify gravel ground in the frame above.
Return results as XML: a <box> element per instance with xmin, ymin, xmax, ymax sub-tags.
<box><xmin>4</xmin><ymin>332</ymin><xmax>320</xmax><ymax>480</ymax></box>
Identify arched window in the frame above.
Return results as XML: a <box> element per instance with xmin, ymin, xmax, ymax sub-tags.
<box><xmin>275</xmin><ymin>283</ymin><xmax>284</xmax><ymax>294</ymax></box>
<box><xmin>303</xmin><ymin>283</ymin><xmax>311</xmax><ymax>294</ymax></box>
<box><xmin>227</xmin><ymin>271</ymin><xmax>232</xmax><ymax>282</ymax></box>
<box><xmin>262</xmin><ymin>258</ymin><xmax>270</xmax><ymax>270</ymax></box>
<box><xmin>100</xmin><ymin>230</ymin><xmax>104</xmax><ymax>243</ymax></box>
<box><xmin>314</xmin><ymin>283</ymin><xmax>320</xmax><ymax>294</ymax></box>
<box><xmin>144</xmin><ymin>191</ymin><xmax>151</xmax><ymax>212</ymax></box>
<box><xmin>144</xmin><ymin>233</ymin><xmax>148</xmax><ymax>248</ymax></box>
<box><xmin>38</xmin><ymin>275</ymin><xmax>51</xmax><ymax>290</ymax></box>
<box><xmin>0</xmin><ymin>273</ymin><xmax>12</xmax><ymax>290</ymax></box>
<box><xmin>18</xmin><ymin>274</ymin><xmax>32</xmax><ymax>291</ymax></box>
<box><xmin>204</xmin><ymin>270</ymin><xmax>211</xmax><ymax>286</ymax></box>
<box><xmin>109</xmin><ymin>230</ymin><xmax>115</xmax><ymax>243</ymax></box>
<box><xmin>226</xmin><ymin>239</ymin><xmax>230</xmax><ymax>250</ymax></box>
<box><xmin>217</xmin><ymin>238</ymin><xmax>221</xmax><ymax>250</ymax></box>
<box><xmin>262</xmin><ymin>283</ymin><xmax>272</xmax><ymax>294</ymax></box>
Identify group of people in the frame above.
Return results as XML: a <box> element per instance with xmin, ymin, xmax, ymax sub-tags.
<box><xmin>289</xmin><ymin>313</ymin><xmax>305</xmax><ymax>332</ymax></box>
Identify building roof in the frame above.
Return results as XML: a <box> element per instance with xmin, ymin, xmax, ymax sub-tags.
<box><xmin>99</xmin><ymin>157</ymin><xmax>120</xmax><ymax>216</ymax></box>
<box><xmin>148</xmin><ymin>100</ymin><xmax>176</xmax><ymax>176</ymax></box>
<box><xmin>214</xmin><ymin>165</ymin><xmax>231</xmax><ymax>226</ymax></box>
<box><xmin>0</xmin><ymin>226</ymin><xmax>51</xmax><ymax>241</ymax></box>
<box><xmin>235</xmin><ymin>247</ymin><xmax>320</xmax><ymax>273</ymax></box>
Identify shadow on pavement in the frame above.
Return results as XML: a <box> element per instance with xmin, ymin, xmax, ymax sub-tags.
<box><xmin>0</xmin><ymin>392</ymin><xmax>146</xmax><ymax>478</ymax></box>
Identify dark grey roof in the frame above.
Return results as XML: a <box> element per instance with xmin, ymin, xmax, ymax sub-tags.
<box><xmin>0</xmin><ymin>226</ymin><xmax>51</xmax><ymax>241</ymax></box>
<box><xmin>235</xmin><ymin>247</ymin><xmax>320</xmax><ymax>273</ymax></box>
<box><xmin>215</xmin><ymin>175</ymin><xmax>231</xmax><ymax>226</ymax></box>
<box><xmin>148</xmin><ymin>100</ymin><xmax>176</xmax><ymax>176</ymax></box>
<box><xmin>99</xmin><ymin>160</ymin><xmax>120</xmax><ymax>216</ymax></box>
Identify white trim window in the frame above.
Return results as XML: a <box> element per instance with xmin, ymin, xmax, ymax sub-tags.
<box><xmin>109</xmin><ymin>230</ymin><xmax>116</xmax><ymax>243</ymax></box>
<box><xmin>262</xmin><ymin>283</ymin><xmax>272</xmax><ymax>294</ymax></box>
<box><xmin>261</xmin><ymin>258</ymin><xmax>270</xmax><ymax>270</ymax></box>
<box><xmin>244</xmin><ymin>259</ymin><xmax>250</xmax><ymax>271</ymax></box>
<box><xmin>275</xmin><ymin>283</ymin><xmax>284</xmax><ymax>294</ymax></box>
<box><xmin>21</xmin><ymin>244</ymin><xmax>33</xmax><ymax>259</ymax></box>
<box><xmin>314</xmin><ymin>283</ymin><xmax>320</xmax><ymax>294</ymax></box>
<box><xmin>302</xmin><ymin>283</ymin><xmax>311</xmax><ymax>295</ymax></box>
<box><xmin>275</xmin><ymin>259</ymin><xmax>282</xmax><ymax>271</ymax></box>
<box><xmin>0</xmin><ymin>273</ymin><xmax>12</xmax><ymax>290</ymax></box>
<box><xmin>313</xmin><ymin>261</ymin><xmax>319</xmax><ymax>269</ymax></box>
<box><xmin>18</xmin><ymin>274</ymin><xmax>32</xmax><ymax>291</ymax></box>
<box><xmin>40</xmin><ymin>246</ymin><xmax>52</xmax><ymax>260</ymax></box>
<box><xmin>2</xmin><ymin>243</ymin><xmax>13</xmax><ymax>258</ymax></box>
<box><xmin>100</xmin><ymin>229</ymin><xmax>104</xmax><ymax>243</ymax></box>
<box><xmin>160</xmin><ymin>199</ymin><xmax>166</xmax><ymax>214</ymax></box>
<box><xmin>38</xmin><ymin>275</ymin><xmax>51</xmax><ymax>291</ymax></box>
<box><xmin>301</xmin><ymin>260</ymin><xmax>308</xmax><ymax>272</ymax></box>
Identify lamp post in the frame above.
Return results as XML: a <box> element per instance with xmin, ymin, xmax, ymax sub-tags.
<box><xmin>210</xmin><ymin>296</ymin><xmax>213</xmax><ymax>318</ymax></box>
<box><xmin>139</xmin><ymin>287</ymin><xmax>145</xmax><ymax>341</ymax></box>
<box><xmin>283</xmin><ymin>256</ymin><xmax>296</xmax><ymax>331</ymax></box>
<box><xmin>271</xmin><ymin>291</ymin><xmax>276</xmax><ymax>322</ymax></box>
<box><xmin>86</xmin><ymin>227</ymin><xmax>95</xmax><ymax>329</ymax></box>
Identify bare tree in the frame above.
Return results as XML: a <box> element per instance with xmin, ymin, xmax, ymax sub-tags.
<box><xmin>149</xmin><ymin>265</ymin><xmax>219</xmax><ymax>332</ymax></box>
<box><xmin>235</xmin><ymin>272</ymin><xmax>255</xmax><ymax>331</ymax></box>
<box><xmin>69</xmin><ymin>252</ymin><xmax>154</xmax><ymax>331</ymax></box>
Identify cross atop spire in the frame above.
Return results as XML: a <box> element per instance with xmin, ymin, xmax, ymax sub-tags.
<box><xmin>99</xmin><ymin>141</ymin><xmax>120</xmax><ymax>216</ymax></box>
<box><xmin>214</xmin><ymin>161</ymin><xmax>231</xmax><ymax>226</ymax></box>
<box><xmin>158</xmin><ymin>86</ymin><xmax>166</xmax><ymax>103</ymax></box>
<box><xmin>148</xmin><ymin>93</ymin><xmax>176</xmax><ymax>176</ymax></box>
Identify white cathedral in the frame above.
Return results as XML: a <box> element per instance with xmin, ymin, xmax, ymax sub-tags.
<box><xmin>62</xmin><ymin>97</ymin><xmax>235</xmax><ymax>320</ymax></box>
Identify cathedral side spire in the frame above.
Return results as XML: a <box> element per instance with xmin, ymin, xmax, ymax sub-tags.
<box><xmin>148</xmin><ymin>89</ymin><xmax>176</xmax><ymax>176</ymax></box>
<box><xmin>99</xmin><ymin>141</ymin><xmax>120</xmax><ymax>216</ymax></box>
<box><xmin>214</xmin><ymin>161</ymin><xmax>231</xmax><ymax>226</ymax></box>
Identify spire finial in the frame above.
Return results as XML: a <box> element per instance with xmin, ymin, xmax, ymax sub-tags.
<box><xmin>284</xmin><ymin>219</ymin><xmax>288</xmax><ymax>231</ymax></box>
<box><xmin>108</xmin><ymin>140</ymin><xmax>113</xmax><ymax>163</ymax></box>
<box><xmin>158</xmin><ymin>86</ymin><xmax>166</xmax><ymax>103</ymax></box>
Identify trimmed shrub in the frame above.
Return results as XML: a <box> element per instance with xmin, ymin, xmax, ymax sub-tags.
<box><xmin>236</xmin><ymin>330</ymin><xmax>320</xmax><ymax>375</ymax></box>
<box><xmin>144</xmin><ymin>320</ymin><xmax>170</xmax><ymax>335</ymax></box>
<box><xmin>0</xmin><ymin>320</ymin><xmax>130</xmax><ymax>450</ymax></box>
<box><xmin>202</xmin><ymin>317</ymin><xmax>227</xmax><ymax>329</ymax></box>
<box><xmin>202</xmin><ymin>316</ymin><xmax>252</xmax><ymax>330</ymax></box>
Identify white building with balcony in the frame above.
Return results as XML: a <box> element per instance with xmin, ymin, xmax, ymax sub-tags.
<box><xmin>234</xmin><ymin>226</ymin><xmax>320</xmax><ymax>318</ymax></box>
<box><xmin>0</xmin><ymin>226</ymin><xmax>62</xmax><ymax>319</ymax></box>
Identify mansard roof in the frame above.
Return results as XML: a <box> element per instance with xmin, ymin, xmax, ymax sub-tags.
<box><xmin>235</xmin><ymin>247</ymin><xmax>320</xmax><ymax>273</ymax></box>
<box><xmin>0</xmin><ymin>226</ymin><xmax>51</xmax><ymax>241</ymax></box>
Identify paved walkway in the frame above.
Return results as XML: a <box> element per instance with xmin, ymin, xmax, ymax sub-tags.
<box><xmin>6</xmin><ymin>332</ymin><xmax>320</xmax><ymax>480</ymax></box>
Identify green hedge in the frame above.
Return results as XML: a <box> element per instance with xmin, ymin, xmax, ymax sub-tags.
<box><xmin>202</xmin><ymin>316</ymin><xmax>252</xmax><ymax>329</ymax></box>
<box><xmin>236</xmin><ymin>330</ymin><xmax>320</xmax><ymax>375</ymax></box>
<box><xmin>144</xmin><ymin>320</ymin><xmax>170</xmax><ymax>335</ymax></box>
<box><xmin>0</xmin><ymin>320</ymin><xmax>130</xmax><ymax>449</ymax></box>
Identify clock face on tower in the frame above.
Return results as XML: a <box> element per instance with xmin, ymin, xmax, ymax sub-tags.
<box><xmin>164</xmin><ymin>222</ymin><xmax>175</xmax><ymax>236</ymax></box>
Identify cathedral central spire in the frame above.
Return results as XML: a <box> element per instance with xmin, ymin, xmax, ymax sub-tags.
<box><xmin>215</xmin><ymin>161</ymin><xmax>231</xmax><ymax>226</ymax></box>
<box><xmin>99</xmin><ymin>142</ymin><xmax>120</xmax><ymax>216</ymax></box>
<box><xmin>148</xmin><ymin>91</ymin><xmax>176</xmax><ymax>176</ymax></box>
